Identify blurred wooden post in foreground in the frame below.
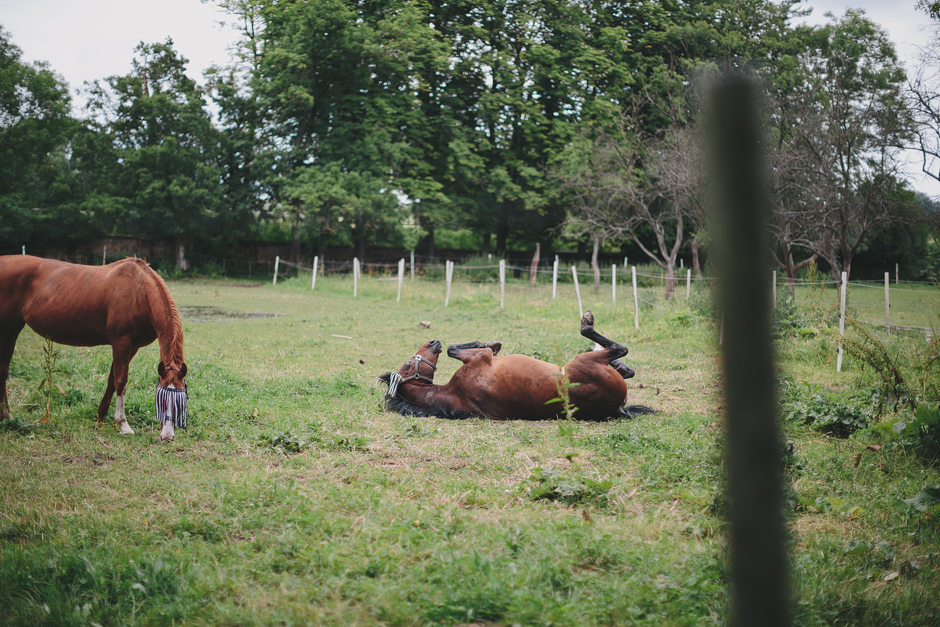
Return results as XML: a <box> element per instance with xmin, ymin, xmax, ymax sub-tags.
<box><xmin>707</xmin><ymin>76</ymin><xmax>790</xmax><ymax>627</ymax></box>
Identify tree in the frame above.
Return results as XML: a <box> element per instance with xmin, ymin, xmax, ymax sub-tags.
<box><xmin>84</xmin><ymin>40</ymin><xmax>223</xmax><ymax>269</ymax></box>
<box><xmin>789</xmin><ymin>11</ymin><xmax>914</xmax><ymax>282</ymax></box>
<box><xmin>0</xmin><ymin>28</ymin><xmax>76</xmax><ymax>251</ymax></box>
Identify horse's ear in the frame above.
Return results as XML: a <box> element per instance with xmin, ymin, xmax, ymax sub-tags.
<box><xmin>179</xmin><ymin>363</ymin><xmax>188</xmax><ymax>378</ymax></box>
<box><xmin>158</xmin><ymin>361</ymin><xmax>166</xmax><ymax>377</ymax></box>
<box><xmin>378</xmin><ymin>372</ymin><xmax>391</xmax><ymax>385</ymax></box>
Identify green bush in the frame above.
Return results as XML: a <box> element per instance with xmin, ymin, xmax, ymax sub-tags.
<box><xmin>781</xmin><ymin>382</ymin><xmax>879</xmax><ymax>437</ymax></box>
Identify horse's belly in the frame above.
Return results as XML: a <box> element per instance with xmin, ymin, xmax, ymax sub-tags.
<box><xmin>25</xmin><ymin>311</ymin><xmax>110</xmax><ymax>346</ymax></box>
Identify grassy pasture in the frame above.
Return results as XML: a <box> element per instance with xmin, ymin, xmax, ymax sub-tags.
<box><xmin>1</xmin><ymin>274</ymin><xmax>938</xmax><ymax>626</ymax></box>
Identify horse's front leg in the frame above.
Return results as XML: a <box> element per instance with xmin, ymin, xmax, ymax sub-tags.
<box><xmin>106</xmin><ymin>343</ymin><xmax>138</xmax><ymax>435</ymax></box>
<box><xmin>446</xmin><ymin>341</ymin><xmax>501</xmax><ymax>362</ymax></box>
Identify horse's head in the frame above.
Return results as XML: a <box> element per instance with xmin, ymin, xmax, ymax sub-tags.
<box><xmin>157</xmin><ymin>361</ymin><xmax>188</xmax><ymax>442</ymax></box>
<box><xmin>379</xmin><ymin>340</ymin><xmax>442</xmax><ymax>398</ymax></box>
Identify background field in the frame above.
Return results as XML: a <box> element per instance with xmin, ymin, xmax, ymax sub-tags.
<box><xmin>1</xmin><ymin>274</ymin><xmax>938</xmax><ymax>626</ymax></box>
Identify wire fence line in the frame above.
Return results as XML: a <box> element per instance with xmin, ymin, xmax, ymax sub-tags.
<box><xmin>271</xmin><ymin>255</ymin><xmax>938</xmax><ymax>341</ymax></box>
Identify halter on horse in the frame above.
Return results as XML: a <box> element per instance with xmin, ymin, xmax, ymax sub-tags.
<box><xmin>380</xmin><ymin>311</ymin><xmax>657</xmax><ymax>421</ymax></box>
<box><xmin>0</xmin><ymin>255</ymin><xmax>188</xmax><ymax>441</ymax></box>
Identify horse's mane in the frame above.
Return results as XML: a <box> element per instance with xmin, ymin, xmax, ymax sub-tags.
<box><xmin>135</xmin><ymin>260</ymin><xmax>184</xmax><ymax>364</ymax></box>
<box><xmin>383</xmin><ymin>389</ymin><xmax>474</xmax><ymax>420</ymax></box>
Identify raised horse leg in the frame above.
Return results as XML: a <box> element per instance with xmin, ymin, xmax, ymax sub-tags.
<box><xmin>0</xmin><ymin>321</ymin><xmax>26</xmax><ymax>420</ymax></box>
<box><xmin>99</xmin><ymin>341</ymin><xmax>138</xmax><ymax>435</ymax></box>
<box><xmin>579</xmin><ymin>310</ymin><xmax>628</xmax><ymax>363</ymax></box>
<box><xmin>447</xmin><ymin>341</ymin><xmax>501</xmax><ymax>362</ymax></box>
<box><xmin>580</xmin><ymin>310</ymin><xmax>658</xmax><ymax>418</ymax></box>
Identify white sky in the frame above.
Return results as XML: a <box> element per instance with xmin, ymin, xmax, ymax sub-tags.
<box><xmin>3</xmin><ymin>0</ymin><xmax>939</xmax><ymax>197</ymax></box>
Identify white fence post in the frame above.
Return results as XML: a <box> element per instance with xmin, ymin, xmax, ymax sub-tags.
<box><xmin>397</xmin><ymin>258</ymin><xmax>405</xmax><ymax>302</ymax></box>
<box><xmin>499</xmin><ymin>259</ymin><xmax>506</xmax><ymax>308</ymax></box>
<box><xmin>571</xmin><ymin>266</ymin><xmax>583</xmax><ymax>318</ymax></box>
<box><xmin>632</xmin><ymin>266</ymin><xmax>639</xmax><ymax>330</ymax></box>
<box><xmin>311</xmin><ymin>256</ymin><xmax>319</xmax><ymax>290</ymax></box>
<box><xmin>102</xmin><ymin>245</ymin><xmax>107</xmax><ymax>265</ymax></box>
<box><xmin>444</xmin><ymin>260</ymin><xmax>453</xmax><ymax>306</ymax></box>
<box><xmin>273</xmin><ymin>256</ymin><xmax>280</xmax><ymax>286</ymax></box>
<box><xmin>410</xmin><ymin>251</ymin><xmax>415</xmax><ymax>281</ymax></box>
<box><xmin>353</xmin><ymin>257</ymin><xmax>359</xmax><ymax>297</ymax></box>
<box><xmin>611</xmin><ymin>264</ymin><xmax>617</xmax><ymax>304</ymax></box>
<box><xmin>21</xmin><ymin>246</ymin><xmax>25</xmax><ymax>255</ymax></box>
<box><xmin>895</xmin><ymin>263</ymin><xmax>899</xmax><ymax>284</ymax></box>
<box><xmin>772</xmin><ymin>270</ymin><xmax>777</xmax><ymax>307</ymax></box>
<box><xmin>686</xmin><ymin>269</ymin><xmax>691</xmax><ymax>299</ymax></box>
<box><xmin>552</xmin><ymin>256</ymin><xmax>559</xmax><ymax>299</ymax></box>
<box><xmin>884</xmin><ymin>271</ymin><xmax>890</xmax><ymax>331</ymax></box>
<box><xmin>837</xmin><ymin>271</ymin><xmax>848</xmax><ymax>373</ymax></box>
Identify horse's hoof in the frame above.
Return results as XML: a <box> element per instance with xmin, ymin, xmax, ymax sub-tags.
<box><xmin>486</xmin><ymin>341</ymin><xmax>502</xmax><ymax>355</ymax></box>
<box><xmin>581</xmin><ymin>310</ymin><xmax>595</xmax><ymax>328</ymax></box>
<box><xmin>120</xmin><ymin>426</ymin><xmax>136</xmax><ymax>435</ymax></box>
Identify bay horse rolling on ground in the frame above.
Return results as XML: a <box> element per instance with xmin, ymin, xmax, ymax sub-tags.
<box><xmin>380</xmin><ymin>311</ymin><xmax>657</xmax><ymax>421</ymax></box>
<box><xmin>0</xmin><ymin>255</ymin><xmax>188</xmax><ymax>441</ymax></box>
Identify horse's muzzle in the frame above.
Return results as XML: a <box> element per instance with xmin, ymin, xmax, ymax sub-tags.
<box><xmin>156</xmin><ymin>385</ymin><xmax>188</xmax><ymax>429</ymax></box>
<box><xmin>429</xmin><ymin>340</ymin><xmax>442</xmax><ymax>354</ymax></box>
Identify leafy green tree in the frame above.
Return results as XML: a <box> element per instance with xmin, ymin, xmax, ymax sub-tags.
<box><xmin>84</xmin><ymin>40</ymin><xmax>223</xmax><ymax>269</ymax></box>
<box><xmin>786</xmin><ymin>11</ymin><xmax>914</xmax><ymax>281</ymax></box>
<box><xmin>0</xmin><ymin>28</ymin><xmax>76</xmax><ymax>251</ymax></box>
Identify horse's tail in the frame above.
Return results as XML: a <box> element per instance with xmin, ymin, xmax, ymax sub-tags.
<box><xmin>619</xmin><ymin>405</ymin><xmax>660</xmax><ymax>418</ymax></box>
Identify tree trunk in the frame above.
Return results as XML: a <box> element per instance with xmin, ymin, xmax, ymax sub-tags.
<box><xmin>425</xmin><ymin>227</ymin><xmax>436</xmax><ymax>262</ymax></box>
<box><xmin>175</xmin><ymin>239</ymin><xmax>189</xmax><ymax>271</ymax></box>
<box><xmin>529</xmin><ymin>243</ymin><xmax>540</xmax><ymax>287</ymax></box>
<box><xmin>691</xmin><ymin>237</ymin><xmax>702</xmax><ymax>276</ymax></box>
<box><xmin>664</xmin><ymin>259</ymin><xmax>676</xmax><ymax>299</ymax></box>
<box><xmin>591</xmin><ymin>235</ymin><xmax>601</xmax><ymax>294</ymax></box>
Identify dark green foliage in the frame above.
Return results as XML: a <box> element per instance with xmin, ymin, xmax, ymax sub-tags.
<box><xmin>525</xmin><ymin>466</ymin><xmax>613</xmax><ymax>507</ymax></box>
<box><xmin>781</xmin><ymin>382</ymin><xmax>879</xmax><ymax>437</ymax></box>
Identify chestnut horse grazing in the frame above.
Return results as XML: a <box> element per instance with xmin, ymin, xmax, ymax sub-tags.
<box><xmin>380</xmin><ymin>311</ymin><xmax>656</xmax><ymax>420</ymax></box>
<box><xmin>0</xmin><ymin>255</ymin><xmax>188</xmax><ymax>440</ymax></box>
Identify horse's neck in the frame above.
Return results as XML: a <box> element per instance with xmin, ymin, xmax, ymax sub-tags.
<box><xmin>403</xmin><ymin>382</ymin><xmax>459</xmax><ymax>415</ymax></box>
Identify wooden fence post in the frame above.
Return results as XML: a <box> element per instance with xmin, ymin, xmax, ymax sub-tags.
<box><xmin>499</xmin><ymin>259</ymin><xmax>506</xmax><ymax>308</ymax></box>
<box><xmin>571</xmin><ymin>266</ymin><xmax>583</xmax><ymax>318</ymax></box>
<box><xmin>884</xmin><ymin>271</ymin><xmax>890</xmax><ymax>331</ymax></box>
<box><xmin>444</xmin><ymin>260</ymin><xmax>453</xmax><ymax>306</ymax></box>
<box><xmin>552</xmin><ymin>256</ymin><xmax>559</xmax><ymax>299</ymax></box>
<box><xmin>837</xmin><ymin>272</ymin><xmax>847</xmax><ymax>372</ymax></box>
<box><xmin>397</xmin><ymin>258</ymin><xmax>405</xmax><ymax>302</ymax></box>
<box><xmin>686</xmin><ymin>269</ymin><xmax>692</xmax><ymax>299</ymax></box>
<box><xmin>411</xmin><ymin>250</ymin><xmax>415</xmax><ymax>281</ymax></box>
<box><xmin>708</xmin><ymin>77</ymin><xmax>789</xmax><ymax>627</ymax></box>
<box><xmin>772</xmin><ymin>270</ymin><xmax>777</xmax><ymax>307</ymax></box>
<box><xmin>612</xmin><ymin>264</ymin><xmax>617</xmax><ymax>304</ymax></box>
<box><xmin>353</xmin><ymin>258</ymin><xmax>359</xmax><ymax>297</ymax></box>
<box><xmin>632</xmin><ymin>266</ymin><xmax>639</xmax><ymax>330</ymax></box>
<box><xmin>273</xmin><ymin>256</ymin><xmax>280</xmax><ymax>286</ymax></box>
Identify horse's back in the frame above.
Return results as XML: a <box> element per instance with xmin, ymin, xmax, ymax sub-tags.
<box><xmin>0</xmin><ymin>256</ymin><xmax>158</xmax><ymax>347</ymax></box>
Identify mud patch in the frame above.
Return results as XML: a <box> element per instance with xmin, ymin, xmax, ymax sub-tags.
<box><xmin>180</xmin><ymin>306</ymin><xmax>284</xmax><ymax>322</ymax></box>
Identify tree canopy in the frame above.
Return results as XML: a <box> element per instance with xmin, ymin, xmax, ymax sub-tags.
<box><xmin>0</xmin><ymin>1</ymin><xmax>934</xmax><ymax>281</ymax></box>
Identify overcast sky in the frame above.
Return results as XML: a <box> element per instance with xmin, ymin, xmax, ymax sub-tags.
<box><xmin>3</xmin><ymin>0</ymin><xmax>938</xmax><ymax>196</ymax></box>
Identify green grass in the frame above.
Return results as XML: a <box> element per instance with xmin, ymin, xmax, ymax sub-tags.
<box><xmin>1</xmin><ymin>274</ymin><xmax>938</xmax><ymax>625</ymax></box>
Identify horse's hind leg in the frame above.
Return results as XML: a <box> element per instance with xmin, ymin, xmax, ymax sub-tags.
<box><xmin>580</xmin><ymin>310</ymin><xmax>627</xmax><ymax>361</ymax></box>
<box><xmin>0</xmin><ymin>321</ymin><xmax>26</xmax><ymax>420</ymax></box>
<box><xmin>447</xmin><ymin>341</ymin><xmax>501</xmax><ymax>361</ymax></box>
